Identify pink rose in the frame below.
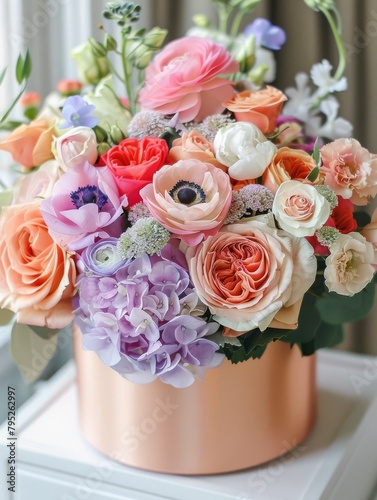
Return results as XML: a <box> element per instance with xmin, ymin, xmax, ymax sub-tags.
<box><xmin>0</xmin><ymin>201</ymin><xmax>76</xmax><ymax>328</ymax></box>
<box><xmin>320</xmin><ymin>138</ymin><xmax>377</xmax><ymax>206</ymax></box>
<box><xmin>41</xmin><ymin>162</ymin><xmax>127</xmax><ymax>251</ymax></box>
<box><xmin>54</xmin><ymin>126</ymin><xmax>98</xmax><ymax>171</ymax></box>
<box><xmin>140</xmin><ymin>159</ymin><xmax>232</xmax><ymax>246</ymax></box>
<box><xmin>138</xmin><ymin>37</ymin><xmax>239</xmax><ymax>122</ymax></box>
<box><xmin>185</xmin><ymin>219</ymin><xmax>317</xmax><ymax>332</ymax></box>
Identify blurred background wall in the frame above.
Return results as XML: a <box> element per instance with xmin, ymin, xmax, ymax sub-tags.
<box><xmin>0</xmin><ymin>0</ymin><xmax>376</xmax><ymax>354</ymax></box>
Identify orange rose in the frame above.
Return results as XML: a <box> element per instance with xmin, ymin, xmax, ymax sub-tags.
<box><xmin>0</xmin><ymin>202</ymin><xmax>76</xmax><ymax>328</ymax></box>
<box><xmin>262</xmin><ymin>147</ymin><xmax>320</xmax><ymax>194</ymax></box>
<box><xmin>0</xmin><ymin>117</ymin><xmax>55</xmax><ymax>169</ymax></box>
<box><xmin>224</xmin><ymin>86</ymin><xmax>287</xmax><ymax>135</ymax></box>
<box><xmin>168</xmin><ymin>130</ymin><xmax>226</xmax><ymax>171</ymax></box>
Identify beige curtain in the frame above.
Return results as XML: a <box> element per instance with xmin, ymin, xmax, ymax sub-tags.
<box><xmin>149</xmin><ymin>0</ymin><xmax>377</xmax><ymax>355</ymax></box>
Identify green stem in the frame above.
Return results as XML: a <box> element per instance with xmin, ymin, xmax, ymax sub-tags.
<box><xmin>218</xmin><ymin>3</ymin><xmax>230</xmax><ymax>33</ymax></box>
<box><xmin>230</xmin><ymin>10</ymin><xmax>244</xmax><ymax>38</ymax></box>
<box><xmin>321</xmin><ymin>7</ymin><xmax>346</xmax><ymax>80</ymax></box>
<box><xmin>121</xmin><ymin>37</ymin><xmax>136</xmax><ymax>116</ymax></box>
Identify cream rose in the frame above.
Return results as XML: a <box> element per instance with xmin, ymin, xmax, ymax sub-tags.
<box><xmin>54</xmin><ymin>126</ymin><xmax>98</xmax><ymax>171</ymax></box>
<box><xmin>325</xmin><ymin>232</ymin><xmax>375</xmax><ymax>296</ymax></box>
<box><xmin>0</xmin><ymin>201</ymin><xmax>76</xmax><ymax>328</ymax></box>
<box><xmin>185</xmin><ymin>220</ymin><xmax>317</xmax><ymax>332</ymax></box>
<box><xmin>214</xmin><ymin>122</ymin><xmax>277</xmax><ymax>181</ymax></box>
<box><xmin>272</xmin><ymin>180</ymin><xmax>331</xmax><ymax>237</ymax></box>
<box><xmin>11</xmin><ymin>160</ymin><xmax>62</xmax><ymax>204</ymax></box>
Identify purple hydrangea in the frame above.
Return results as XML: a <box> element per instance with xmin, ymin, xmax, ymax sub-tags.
<box><xmin>74</xmin><ymin>241</ymin><xmax>223</xmax><ymax>388</ymax></box>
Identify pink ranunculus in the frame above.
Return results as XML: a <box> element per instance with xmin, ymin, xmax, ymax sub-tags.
<box><xmin>138</xmin><ymin>37</ymin><xmax>239</xmax><ymax>123</ymax></box>
<box><xmin>185</xmin><ymin>219</ymin><xmax>317</xmax><ymax>332</ymax></box>
<box><xmin>140</xmin><ymin>159</ymin><xmax>232</xmax><ymax>246</ymax></box>
<box><xmin>54</xmin><ymin>126</ymin><xmax>98</xmax><ymax>171</ymax></box>
<box><xmin>320</xmin><ymin>138</ymin><xmax>377</xmax><ymax>206</ymax></box>
<box><xmin>40</xmin><ymin>162</ymin><xmax>127</xmax><ymax>251</ymax></box>
<box><xmin>0</xmin><ymin>201</ymin><xmax>76</xmax><ymax>329</ymax></box>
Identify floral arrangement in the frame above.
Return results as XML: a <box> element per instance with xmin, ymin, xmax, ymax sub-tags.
<box><xmin>0</xmin><ymin>0</ymin><xmax>376</xmax><ymax>387</ymax></box>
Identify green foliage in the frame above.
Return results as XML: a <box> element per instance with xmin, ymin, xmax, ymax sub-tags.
<box><xmin>219</xmin><ymin>327</ymin><xmax>290</xmax><ymax>363</ymax></box>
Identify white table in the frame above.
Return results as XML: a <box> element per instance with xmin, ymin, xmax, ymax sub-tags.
<box><xmin>1</xmin><ymin>349</ymin><xmax>377</xmax><ymax>500</ymax></box>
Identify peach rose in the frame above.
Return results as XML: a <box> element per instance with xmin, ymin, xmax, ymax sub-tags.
<box><xmin>167</xmin><ymin>130</ymin><xmax>226</xmax><ymax>171</ymax></box>
<box><xmin>0</xmin><ymin>201</ymin><xmax>76</xmax><ymax>328</ymax></box>
<box><xmin>320</xmin><ymin>138</ymin><xmax>377</xmax><ymax>206</ymax></box>
<box><xmin>185</xmin><ymin>219</ymin><xmax>317</xmax><ymax>332</ymax></box>
<box><xmin>262</xmin><ymin>146</ymin><xmax>319</xmax><ymax>193</ymax></box>
<box><xmin>0</xmin><ymin>117</ymin><xmax>55</xmax><ymax>169</ymax></box>
<box><xmin>224</xmin><ymin>86</ymin><xmax>287</xmax><ymax>135</ymax></box>
<box><xmin>140</xmin><ymin>159</ymin><xmax>232</xmax><ymax>246</ymax></box>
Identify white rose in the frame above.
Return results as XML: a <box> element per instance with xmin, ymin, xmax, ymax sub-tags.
<box><xmin>11</xmin><ymin>160</ymin><xmax>62</xmax><ymax>204</ymax></box>
<box><xmin>272</xmin><ymin>180</ymin><xmax>331</xmax><ymax>237</ymax></box>
<box><xmin>325</xmin><ymin>232</ymin><xmax>375</xmax><ymax>296</ymax></box>
<box><xmin>54</xmin><ymin>126</ymin><xmax>98</xmax><ymax>171</ymax></box>
<box><xmin>213</xmin><ymin>122</ymin><xmax>277</xmax><ymax>181</ymax></box>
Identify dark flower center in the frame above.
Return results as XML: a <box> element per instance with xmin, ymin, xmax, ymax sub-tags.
<box><xmin>70</xmin><ymin>185</ymin><xmax>108</xmax><ymax>209</ymax></box>
<box><xmin>169</xmin><ymin>180</ymin><xmax>206</xmax><ymax>206</ymax></box>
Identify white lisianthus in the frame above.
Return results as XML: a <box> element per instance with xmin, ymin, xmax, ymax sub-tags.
<box><xmin>324</xmin><ymin>232</ymin><xmax>375</xmax><ymax>296</ymax></box>
<box><xmin>213</xmin><ymin>122</ymin><xmax>277</xmax><ymax>180</ymax></box>
<box><xmin>54</xmin><ymin>126</ymin><xmax>98</xmax><ymax>171</ymax></box>
<box><xmin>272</xmin><ymin>180</ymin><xmax>331</xmax><ymax>237</ymax></box>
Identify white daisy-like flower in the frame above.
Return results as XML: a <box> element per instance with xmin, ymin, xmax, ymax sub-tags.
<box><xmin>310</xmin><ymin>59</ymin><xmax>347</xmax><ymax>97</ymax></box>
<box><xmin>306</xmin><ymin>96</ymin><xmax>353</xmax><ymax>139</ymax></box>
<box><xmin>283</xmin><ymin>72</ymin><xmax>315</xmax><ymax>122</ymax></box>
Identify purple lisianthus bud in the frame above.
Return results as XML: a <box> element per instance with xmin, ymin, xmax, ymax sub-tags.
<box><xmin>244</xmin><ymin>18</ymin><xmax>286</xmax><ymax>50</ymax></box>
<box><xmin>78</xmin><ymin>237</ymin><xmax>129</xmax><ymax>276</ymax></box>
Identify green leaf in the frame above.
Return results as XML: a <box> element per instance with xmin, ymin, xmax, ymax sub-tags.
<box><xmin>354</xmin><ymin>210</ymin><xmax>371</xmax><ymax>228</ymax></box>
<box><xmin>314</xmin><ymin>321</ymin><xmax>343</xmax><ymax>350</ymax></box>
<box><xmin>0</xmin><ymin>85</ymin><xmax>27</xmax><ymax>124</ymax></box>
<box><xmin>0</xmin><ymin>67</ymin><xmax>7</xmax><ymax>86</ymax></box>
<box><xmin>219</xmin><ymin>327</ymin><xmax>289</xmax><ymax>363</ymax></box>
<box><xmin>15</xmin><ymin>54</ymin><xmax>24</xmax><ymax>84</ymax></box>
<box><xmin>23</xmin><ymin>50</ymin><xmax>32</xmax><ymax>80</ymax></box>
<box><xmin>307</xmin><ymin>166</ymin><xmax>319</xmax><ymax>182</ymax></box>
<box><xmin>312</xmin><ymin>136</ymin><xmax>320</xmax><ymax>165</ymax></box>
<box><xmin>0</xmin><ymin>308</ymin><xmax>15</xmax><ymax>326</ymax></box>
<box><xmin>316</xmin><ymin>280</ymin><xmax>376</xmax><ymax>325</ymax></box>
<box><xmin>0</xmin><ymin>120</ymin><xmax>25</xmax><ymax>131</ymax></box>
<box><xmin>11</xmin><ymin>323</ymin><xmax>59</xmax><ymax>384</ymax></box>
<box><xmin>280</xmin><ymin>292</ymin><xmax>322</xmax><ymax>344</ymax></box>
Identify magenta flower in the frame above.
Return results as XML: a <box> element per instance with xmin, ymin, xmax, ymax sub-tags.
<box><xmin>41</xmin><ymin>162</ymin><xmax>127</xmax><ymax>251</ymax></box>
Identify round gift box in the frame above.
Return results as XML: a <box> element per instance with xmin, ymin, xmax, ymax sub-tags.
<box><xmin>73</xmin><ymin>327</ymin><xmax>317</xmax><ymax>475</ymax></box>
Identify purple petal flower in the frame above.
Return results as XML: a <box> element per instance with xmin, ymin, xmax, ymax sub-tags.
<box><xmin>41</xmin><ymin>162</ymin><xmax>127</xmax><ymax>251</ymax></box>
<box><xmin>78</xmin><ymin>238</ymin><xmax>130</xmax><ymax>276</ymax></box>
<box><xmin>61</xmin><ymin>95</ymin><xmax>98</xmax><ymax>129</ymax></box>
<box><xmin>244</xmin><ymin>18</ymin><xmax>286</xmax><ymax>50</ymax></box>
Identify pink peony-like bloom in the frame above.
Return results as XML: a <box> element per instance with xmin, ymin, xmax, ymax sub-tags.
<box><xmin>185</xmin><ymin>219</ymin><xmax>317</xmax><ymax>332</ymax></box>
<box><xmin>40</xmin><ymin>162</ymin><xmax>127</xmax><ymax>251</ymax></box>
<box><xmin>0</xmin><ymin>201</ymin><xmax>76</xmax><ymax>329</ymax></box>
<box><xmin>320</xmin><ymin>138</ymin><xmax>377</xmax><ymax>206</ymax></box>
<box><xmin>138</xmin><ymin>36</ymin><xmax>239</xmax><ymax>123</ymax></box>
<box><xmin>140</xmin><ymin>159</ymin><xmax>232</xmax><ymax>246</ymax></box>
